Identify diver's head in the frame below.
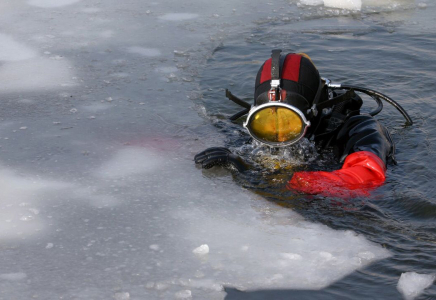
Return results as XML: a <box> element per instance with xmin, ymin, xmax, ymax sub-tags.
<box><xmin>243</xmin><ymin>50</ymin><xmax>322</xmax><ymax>147</ymax></box>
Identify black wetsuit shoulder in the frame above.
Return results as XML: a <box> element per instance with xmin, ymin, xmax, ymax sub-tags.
<box><xmin>311</xmin><ymin>90</ymin><xmax>394</xmax><ymax>165</ymax></box>
<box><xmin>335</xmin><ymin>114</ymin><xmax>394</xmax><ymax>165</ymax></box>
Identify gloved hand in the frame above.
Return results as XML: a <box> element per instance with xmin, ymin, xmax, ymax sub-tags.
<box><xmin>287</xmin><ymin>151</ymin><xmax>386</xmax><ymax>197</ymax></box>
<box><xmin>194</xmin><ymin>147</ymin><xmax>249</xmax><ymax>172</ymax></box>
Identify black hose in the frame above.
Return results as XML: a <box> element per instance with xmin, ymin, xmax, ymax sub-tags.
<box><xmin>225</xmin><ymin>89</ymin><xmax>251</xmax><ymax>109</ymax></box>
<box><xmin>369</xmin><ymin>95</ymin><xmax>383</xmax><ymax>117</ymax></box>
<box><xmin>339</xmin><ymin>85</ymin><xmax>413</xmax><ymax>125</ymax></box>
<box><xmin>229</xmin><ymin>108</ymin><xmax>250</xmax><ymax>121</ymax></box>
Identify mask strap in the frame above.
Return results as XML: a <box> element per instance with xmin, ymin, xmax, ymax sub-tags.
<box><xmin>270</xmin><ymin>49</ymin><xmax>282</xmax><ymax>101</ymax></box>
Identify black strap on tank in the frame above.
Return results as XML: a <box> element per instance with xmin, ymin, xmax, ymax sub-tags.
<box><xmin>307</xmin><ymin>88</ymin><xmax>355</xmax><ymax>120</ymax></box>
<box><xmin>271</xmin><ymin>49</ymin><xmax>282</xmax><ymax>81</ymax></box>
<box><xmin>316</xmin><ymin>89</ymin><xmax>356</xmax><ymax>110</ymax></box>
<box><xmin>271</xmin><ymin>49</ymin><xmax>282</xmax><ymax>101</ymax></box>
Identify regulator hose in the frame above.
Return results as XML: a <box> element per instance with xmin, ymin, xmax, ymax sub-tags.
<box><xmin>338</xmin><ymin>85</ymin><xmax>413</xmax><ymax>125</ymax></box>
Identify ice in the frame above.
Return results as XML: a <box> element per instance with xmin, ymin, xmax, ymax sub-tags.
<box><xmin>114</xmin><ymin>292</ymin><xmax>130</xmax><ymax>300</ymax></box>
<box><xmin>0</xmin><ymin>161</ymin><xmax>131</xmax><ymax>240</ymax></box>
<box><xmin>0</xmin><ymin>2</ymin><xmax>20</xmax><ymax>12</ymax></box>
<box><xmin>175</xmin><ymin>289</ymin><xmax>192</xmax><ymax>299</ymax></box>
<box><xmin>192</xmin><ymin>244</ymin><xmax>210</xmax><ymax>255</ymax></box>
<box><xmin>324</xmin><ymin>0</ymin><xmax>362</xmax><ymax>10</ymax></box>
<box><xmin>397</xmin><ymin>272</ymin><xmax>435</xmax><ymax>300</ymax></box>
<box><xmin>0</xmin><ymin>34</ymin><xmax>36</xmax><ymax>61</ymax></box>
<box><xmin>179</xmin><ymin>278</ymin><xmax>223</xmax><ymax>292</ymax></box>
<box><xmin>27</xmin><ymin>0</ymin><xmax>81</xmax><ymax>8</ymax></box>
<box><xmin>155</xmin><ymin>282</ymin><xmax>170</xmax><ymax>291</ymax></box>
<box><xmin>81</xmin><ymin>103</ymin><xmax>112</xmax><ymax>113</ymax></box>
<box><xmin>172</xmin><ymin>197</ymin><xmax>391</xmax><ymax>290</ymax></box>
<box><xmin>127</xmin><ymin>46</ymin><xmax>161</xmax><ymax>57</ymax></box>
<box><xmin>0</xmin><ymin>168</ymin><xmax>69</xmax><ymax>239</ymax></box>
<box><xmin>99</xmin><ymin>30</ymin><xmax>114</xmax><ymax>39</ymax></box>
<box><xmin>158</xmin><ymin>13</ymin><xmax>199</xmax><ymax>21</ymax></box>
<box><xmin>0</xmin><ymin>273</ymin><xmax>27</xmax><ymax>281</ymax></box>
<box><xmin>150</xmin><ymin>244</ymin><xmax>160</xmax><ymax>251</ymax></box>
<box><xmin>82</xmin><ymin>7</ymin><xmax>101</xmax><ymax>13</ymax></box>
<box><xmin>280</xmin><ymin>252</ymin><xmax>303</xmax><ymax>260</ymax></box>
<box><xmin>300</xmin><ymin>0</ymin><xmax>324</xmax><ymax>5</ymax></box>
<box><xmin>94</xmin><ymin>148</ymin><xmax>165</xmax><ymax>179</ymax></box>
<box><xmin>0</xmin><ymin>57</ymin><xmax>75</xmax><ymax>92</ymax></box>
<box><xmin>155</xmin><ymin>66</ymin><xmax>179</xmax><ymax>73</ymax></box>
<box><xmin>299</xmin><ymin>0</ymin><xmax>416</xmax><ymax>10</ymax></box>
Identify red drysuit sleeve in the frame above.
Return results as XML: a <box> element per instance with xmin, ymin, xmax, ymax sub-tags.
<box><xmin>287</xmin><ymin>151</ymin><xmax>386</xmax><ymax>197</ymax></box>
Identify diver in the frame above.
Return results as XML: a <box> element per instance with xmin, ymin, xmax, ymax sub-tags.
<box><xmin>194</xmin><ymin>50</ymin><xmax>412</xmax><ymax>196</ymax></box>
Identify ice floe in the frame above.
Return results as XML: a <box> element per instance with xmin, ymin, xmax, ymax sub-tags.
<box><xmin>397</xmin><ymin>272</ymin><xmax>435</xmax><ymax>300</ymax></box>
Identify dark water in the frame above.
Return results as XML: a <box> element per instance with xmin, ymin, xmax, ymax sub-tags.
<box><xmin>197</xmin><ymin>3</ymin><xmax>436</xmax><ymax>299</ymax></box>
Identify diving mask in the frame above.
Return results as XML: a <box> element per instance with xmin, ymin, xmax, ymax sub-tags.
<box><xmin>243</xmin><ymin>90</ymin><xmax>311</xmax><ymax>147</ymax></box>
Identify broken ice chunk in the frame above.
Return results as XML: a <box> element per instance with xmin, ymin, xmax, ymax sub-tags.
<box><xmin>397</xmin><ymin>272</ymin><xmax>435</xmax><ymax>300</ymax></box>
<box><xmin>114</xmin><ymin>292</ymin><xmax>130</xmax><ymax>300</ymax></box>
<box><xmin>192</xmin><ymin>244</ymin><xmax>209</xmax><ymax>255</ymax></box>
<box><xmin>323</xmin><ymin>0</ymin><xmax>362</xmax><ymax>10</ymax></box>
<box><xmin>175</xmin><ymin>289</ymin><xmax>192</xmax><ymax>299</ymax></box>
<box><xmin>149</xmin><ymin>244</ymin><xmax>160</xmax><ymax>251</ymax></box>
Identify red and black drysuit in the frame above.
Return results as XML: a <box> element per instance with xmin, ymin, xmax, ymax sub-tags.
<box><xmin>195</xmin><ymin>53</ymin><xmax>394</xmax><ymax>197</ymax></box>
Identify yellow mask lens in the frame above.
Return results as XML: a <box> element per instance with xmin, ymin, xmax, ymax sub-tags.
<box><xmin>249</xmin><ymin>106</ymin><xmax>303</xmax><ymax>143</ymax></box>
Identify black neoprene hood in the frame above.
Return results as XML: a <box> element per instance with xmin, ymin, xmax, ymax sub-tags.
<box><xmin>253</xmin><ymin>53</ymin><xmax>322</xmax><ymax>113</ymax></box>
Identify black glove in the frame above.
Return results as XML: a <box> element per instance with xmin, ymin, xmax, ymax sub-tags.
<box><xmin>194</xmin><ymin>147</ymin><xmax>249</xmax><ymax>172</ymax></box>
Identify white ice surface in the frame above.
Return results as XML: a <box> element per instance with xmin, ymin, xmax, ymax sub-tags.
<box><xmin>324</xmin><ymin>0</ymin><xmax>362</xmax><ymax>10</ymax></box>
<box><xmin>94</xmin><ymin>148</ymin><xmax>164</xmax><ymax>178</ymax></box>
<box><xmin>158</xmin><ymin>13</ymin><xmax>199</xmax><ymax>21</ymax></box>
<box><xmin>0</xmin><ymin>272</ymin><xmax>27</xmax><ymax>281</ymax></box>
<box><xmin>88</xmin><ymin>147</ymin><xmax>390</xmax><ymax>291</ymax></box>
<box><xmin>0</xmin><ymin>33</ymin><xmax>75</xmax><ymax>92</ymax></box>
<box><xmin>300</xmin><ymin>0</ymin><xmax>324</xmax><ymax>5</ymax></box>
<box><xmin>0</xmin><ymin>57</ymin><xmax>75</xmax><ymax>92</ymax></box>
<box><xmin>126</xmin><ymin>46</ymin><xmax>162</xmax><ymax>57</ymax></box>
<box><xmin>0</xmin><ymin>163</ymin><xmax>125</xmax><ymax>240</ymax></box>
<box><xmin>172</xmin><ymin>195</ymin><xmax>390</xmax><ymax>290</ymax></box>
<box><xmin>0</xmin><ymin>168</ymin><xmax>69</xmax><ymax>239</ymax></box>
<box><xmin>299</xmin><ymin>0</ymin><xmax>414</xmax><ymax>10</ymax></box>
<box><xmin>192</xmin><ymin>244</ymin><xmax>210</xmax><ymax>255</ymax></box>
<box><xmin>0</xmin><ymin>34</ymin><xmax>37</xmax><ymax>61</ymax></box>
<box><xmin>27</xmin><ymin>0</ymin><xmax>81</xmax><ymax>8</ymax></box>
<box><xmin>299</xmin><ymin>0</ymin><xmax>361</xmax><ymax>9</ymax></box>
<box><xmin>397</xmin><ymin>272</ymin><xmax>435</xmax><ymax>300</ymax></box>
